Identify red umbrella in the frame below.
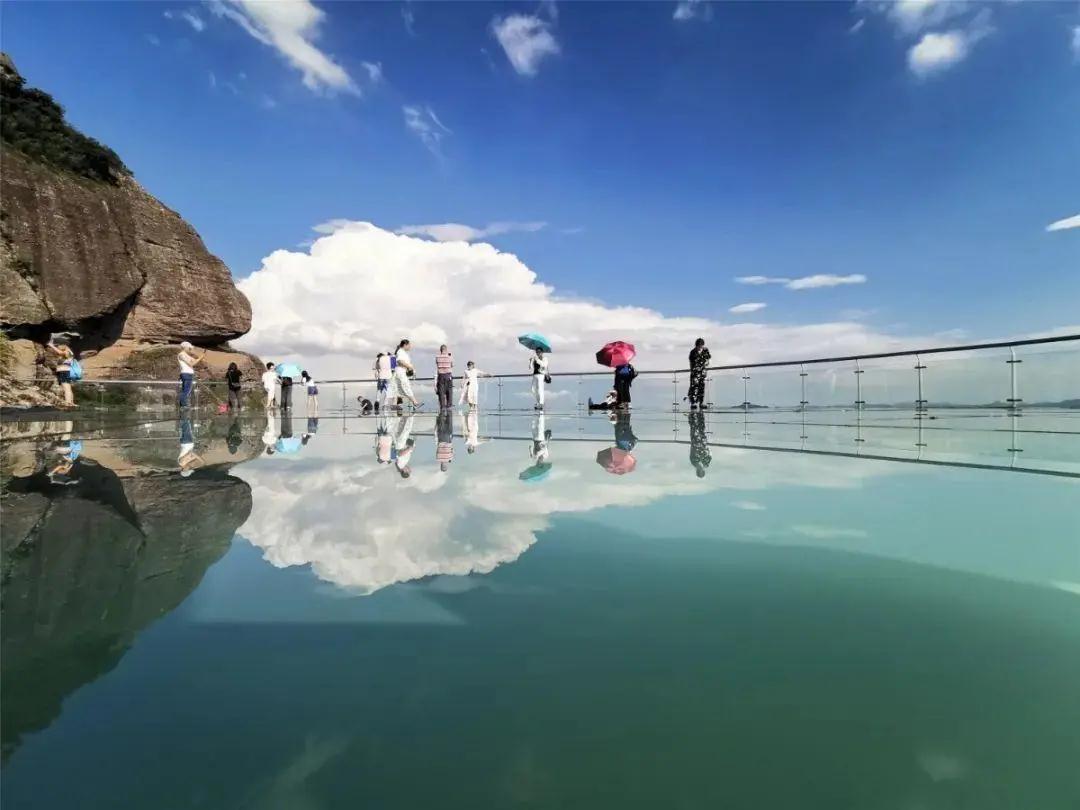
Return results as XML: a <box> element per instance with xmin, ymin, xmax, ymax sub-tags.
<box><xmin>596</xmin><ymin>341</ymin><xmax>636</xmax><ymax>368</ymax></box>
<box><xmin>596</xmin><ymin>447</ymin><xmax>637</xmax><ymax>475</ymax></box>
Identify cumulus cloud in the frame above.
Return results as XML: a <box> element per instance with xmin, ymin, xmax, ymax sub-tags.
<box><xmin>397</xmin><ymin>221</ymin><xmax>546</xmax><ymax>243</ymax></box>
<box><xmin>734</xmin><ymin>274</ymin><xmax>867</xmax><ymax>289</ymax></box>
<box><xmin>1046</xmin><ymin>213</ymin><xmax>1080</xmax><ymax>232</ymax></box>
<box><xmin>208</xmin><ymin>0</ymin><xmax>360</xmax><ymax>94</ymax></box>
<box><xmin>490</xmin><ymin>14</ymin><xmax>560</xmax><ymax>76</ymax></box>
<box><xmin>907</xmin><ymin>9</ymin><xmax>993</xmax><ymax>77</ymax></box>
<box><xmin>673</xmin><ymin>0</ymin><xmax>713</xmax><ymax>22</ymax></box>
<box><xmin>729</xmin><ymin>303</ymin><xmax>767</xmax><ymax>314</ymax></box>
<box><xmin>864</xmin><ymin>0</ymin><xmax>969</xmax><ymax>35</ymax></box>
<box><xmin>403</xmin><ymin>105</ymin><xmax>451</xmax><ymax>156</ymax></box>
<box><xmin>235</xmin><ymin>220</ymin><xmax>931</xmax><ymax>379</ymax></box>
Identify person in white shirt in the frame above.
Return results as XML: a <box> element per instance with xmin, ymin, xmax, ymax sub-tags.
<box><xmin>177</xmin><ymin>341</ymin><xmax>205</xmax><ymax>408</ymax></box>
<box><xmin>459</xmin><ymin>361</ymin><xmax>488</xmax><ymax>409</ymax></box>
<box><xmin>374</xmin><ymin>352</ymin><xmax>393</xmax><ymax>412</ymax></box>
<box><xmin>261</xmin><ymin>362</ymin><xmax>279</xmax><ymax>409</ymax></box>
<box><xmin>529</xmin><ymin>348</ymin><xmax>549</xmax><ymax>410</ymax></box>
<box><xmin>392</xmin><ymin>339</ymin><xmax>422</xmax><ymax>411</ymax></box>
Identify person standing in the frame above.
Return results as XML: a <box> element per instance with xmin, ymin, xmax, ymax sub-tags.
<box><xmin>435</xmin><ymin>344</ymin><xmax>454</xmax><ymax>410</ymax></box>
<box><xmin>374</xmin><ymin>352</ymin><xmax>392</xmax><ymax>413</ymax></box>
<box><xmin>301</xmin><ymin>370</ymin><xmax>318</xmax><ymax>414</ymax></box>
<box><xmin>279</xmin><ymin>368</ymin><xmax>294</xmax><ymax>411</ymax></box>
<box><xmin>613</xmin><ymin>362</ymin><xmax>637</xmax><ymax>410</ymax></box>
<box><xmin>459</xmin><ymin>361</ymin><xmax>488</xmax><ymax>409</ymax></box>
<box><xmin>46</xmin><ymin>337</ymin><xmax>76</xmax><ymax>408</ymax></box>
<box><xmin>225</xmin><ymin>362</ymin><xmax>243</xmax><ymax>412</ymax></box>
<box><xmin>177</xmin><ymin>341</ymin><xmax>205</xmax><ymax>408</ymax></box>
<box><xmin>261</xmin><ymin>362</ymin><xmax>278</xmax><ymax>409</ymax></box>
<box><xmin>530</xmin><ymin>347</ymin><xmax>549</xmax><ymax>410</ymax></box>
<box><xmin>688</xmin><ymin>338</ymin><xmax>711</xmax><ymax>410</ymax></box>
<box><xmin>392</xmin><ymin>339</ymin><xmax>422</xmax><ymax>411</ymax></box>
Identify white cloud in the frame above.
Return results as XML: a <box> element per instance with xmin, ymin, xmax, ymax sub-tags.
<box><xmin>673</xmin><ymin>0</ymin><xmax>713</xmax><ymax>22</ymax></box>
<box><xmin>361</xmin><ymin>61</ymin><xmax>383</xmax><ymax>84</ymax></box>
<box><xmin>876</xmin><ymin>0</ymin><xmax>967</xmax><ymax>35</ymax></box>
<box><xmin>208</xmin><ymin>0</ymin><xmax>360</xmax><ymax>94</ymax></box>
<box><xmin>181</xmin><ymin>9</ymin><xmax>206</xmax><ymax>32</ymax></box>
<box><xmin>1046</xmin><ymin>213</ymin><xmax>1080</xmax><ymax>232</ymax></box>
<box><xmin>401</xmin><ymin>2</ymin><xmax>416</xmax><ymax>36</ymax></box>
<box><xmin>849</xmin><ymin>18</ymin><xmax>866</xmax><ymax>34</ymax></box>
<box><xmin>907</xmin><ymin>9</ymin><xmax>993</xmax><ymax>77</ymax></box>
<box><xmin>146</xmin><ymin>34</ymin><xmax>161</xmax><ymax>46</ymax></box>
<box><xmin>1073</xmin><ymin>25</ymin><xmax>1080</xmax><ymax>60</ymax></box>
<box><xmin>490</xmin><ymin>14</ymin><xmax>560</xmax><ymax>76</ymax></box>
<box><xmin>734</xmin><ymin>274</ymin><xmax>867</xmax><ymax>290</ymax></box>
<box><xmin>208</xmin><ymin>71</ymin><xmax>217</xmax><ymax>89</ymax></box>
<box><xmin>403</xmin><ymin>105</ymin><xmax>452</xmax><ymax>156</ymax></box>
<box><xmin>732</xmin><ymin>500</ymin><xmax>766</xmax><ymax>511</ymax></box>
<box><xmin>235</xmin><ymin>221</ymin><xmax>933</xmax><ymax>379</ymax></box>
<box><xmin>729</xmin><ymin>303</ymin><xmax>767</xmax><ymax>314</ymax></box>
<box><xmin>397</xmin><ymin>221</ymin><xmax>547</xmax><ymax>243</ymax></box>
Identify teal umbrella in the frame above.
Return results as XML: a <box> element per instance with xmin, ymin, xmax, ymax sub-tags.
<box><xmin>275</xmin><ymin>362</ymin><xmax>303</xmax><ymax>379</ymax></box>
<box><xmin>275</xmin><ymin>436</ymin><xmax>303</xmax><ymax>454</ymax></box>
<box><xmin>518</xmin><ymin>462</ymin><xmax>552</xmax><ymax>482</ymax></box>
<box><xmin>518</xmin><ymin>333</ymin><xmax>552</xmax><ymax>353</ymax></box>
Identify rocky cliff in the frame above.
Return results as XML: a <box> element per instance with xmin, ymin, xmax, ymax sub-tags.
<box><xmin>0</xmin><ymin>53</ymin><xmax>259</xmax><ymax>405</ymax></box>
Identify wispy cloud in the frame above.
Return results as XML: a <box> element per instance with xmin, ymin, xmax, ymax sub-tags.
<box><xmin>907</xmin><ymin>8</ymin><xmax>993</xmax><ymax>77</ymax></box>
<box><xmin>732</xmin><ymin>500</ymin><xmax>766</xmax><ymax>511</ymax></box>
<box><xmin>673</xmin><ymin>0</ymin><xmax>713</xmax><ymax>23</ymax></box>
<box><xmin>729</xmin><ymin>302</ymin><xmax>767</xmax><ymax>314</ymax></box>
<box><xmin>402</xmin><ymin>2</ymin><xmax>416</xmax><ymax>36</ymax></box>
<box><xmin>792</xmin><ymin>524</ymin><xmax>869</xmax><ymax>540</ymax></box>
<box><xmin>146</xmin><ymin>33</ymin><xmax>161</xmax><ymax>47</ymax></box>
<box><xmin>397</xmin><ymin>221</ymin><xmax>547</xmax><ymax>243</ymax></box>
<box><xmin>735</xmin><ymin>274</ymin><xmax>867</xmax><ymax>290</ymax></box>
<box><xmin>849</xmin><ymin>18</ymin><xmax>866</xmax><ymax>34</ymax></box>
<box><xmin>1046</xmin><ymin>213</ymin><xmax>1080</xmax><ymax>232</ymax></box>
<box><xmin>182</xmin><ymin>9</ymin><xmax>206</xmax><ymax>32</ymax></box>
<box><xmin>1072</xmin><ymin>25</ymin><xmax>1080</xmax><ymax>60</ymax></box>
<box><xmin>208</xmin><ymin>0</ymin><xmax>361</xmax><ymax>95</ymax></box>
<box><xmin>490</xmin><ymin>14</ymin><xmax>560</xmax><ymax>76</ymax></box>
<box><xmin>403</xmin><ymin>105</ymin><xmax>452</xmax><ymax>156</ymax></box>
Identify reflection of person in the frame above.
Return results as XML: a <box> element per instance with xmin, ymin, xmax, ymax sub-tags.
<box><xmin>688</xmin><ymin>410</ymin><xmax>711</xmax><ymax>478</ymax></box>
<box><xmin>356</xmin><ymin>396</ymin><xmax>374</xmax><ymax>414</ymax></box>
<box><xmin>588</xmin><ymin>389</ymin><xmax>618</xmax><ymax>410</ymax></box>
<box><xmin>374</xmin><ymin>352</ymin><xmax>392</xmax><ymax>413</ymax></box>
<box><xmin>225</xmin><ymin>362</ymin><xmax>243</xmax><ymax>412</ymax></box>
<box><xmin>530</xmin><ymin>413</ymin><xmax>551</xmax><ymax>464</ymax></box>
<box><xmin>459</xmin><ymin>361</ymin><xmax>488</xmax><ymax>409</ymax></box>
<box><xmin>178</xmin><ymin>417</ymin><xmax>204</xmax><ymax>477</ymax></box>
<box><xmin>435</xmin><ymin>344</ymin><xmax>454</xmax><ymax>410</ymax></box>
<box><xmin>436</xmin><ymin>410</ymin><xmax>454</xmax><ymax>471</ymax></box>
<box><xmin>46</xmin><ymin>337</ymin><xmax>76</xmax><ymax>408</ymax></box>
<box><xmin>688</xmin><ymin>338</ymin><xmax>711</xmax><ymax>410</ymax></box>
<box><xmin>261</xmin><ymin>412</ymin><xmax>279</xmax><ymax>455</ymax></box>
<box><xmin>393</xmin><ymin>414</ymin><xmax>415</xmax><ymax>477</ymax></box>
<box><xmin>49</xmin><ymin>438</ymin><xmax>82</xmax><ymax>484</ymax></box>
<box><xmin>461</xmin><ymin>409</ymin><xmax>482</xmax><ymax>454</ymax></box>
<box><xmin>392</xmin><ymin>339</ymin><xmax>422</xmax><ymax>411</ymax></box>
<box><xmin>302</xmin><ymin>416</ymin><xmax>319</xmax><ymax>444</ymax></box>
<box><xmin>614</xmin><ymin>363</ymin><xmax>637</xmax><ymax>410</ymax></box>
<box><xmin>530</xmin><ymin>348</ymin><xmax>549</xmax><ymax>410</ymax></box>
<box><xmin>376</xmin><ymin>413</ymin><xmax>393</xmax><ymax>464</ymax></box>
<box><xmin>262</xmin><ymin>362</ymin><xmax>278</xmax><ymax>409</ymax></box>
<box><xmin>226</xmin><ymin>417</ymin><xmax>243</xmax><ymax>455</ymax></box>
<box><xmin>178</xmin><ymin>341</ymin><xmax>206</xmax><ymax>409</ymax></box>
<box><xmin>613</xmin><ymin>412</ymin><xmax>638</xmax><ymax>451</ymax></box>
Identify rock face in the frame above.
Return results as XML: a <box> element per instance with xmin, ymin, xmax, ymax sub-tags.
<box><xmin>0</xmin><ymin>54</ymin><xmax>257</xmax><ymax>406</ymax></box>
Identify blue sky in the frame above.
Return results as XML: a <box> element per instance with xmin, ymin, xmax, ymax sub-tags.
<box><xmin>4</xmin><ymin>0</ymin><xmax>1079</xmax><ymax>351</ymax></box>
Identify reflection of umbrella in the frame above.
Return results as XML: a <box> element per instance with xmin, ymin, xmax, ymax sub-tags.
<box><xmin>275</xmin><ymin>362</ymin><xmax>303</xmax><ymax>379</ymax></box>
<box><xmin>518</xmin><ymin>333</ymin><xmax>552</xmax><ymax>353</ymax></box>
<box><xmin>596</xmin><ymin>447</ymin><xmax>636</xmax><ymax>475</ymax></box>
<box><xmin>519</xmin><ymin>462</ymin><xmax>552</xmax><ymax>482</ymax></box>
<box><xmin>596</xmin><ymin>341</ymin><xmax>636</xmax><ymax>368</ymax></box>
<box><xmin>275</xmin><ymin>436</ymin><xmax>303</xmax><ymax>454</ymax></box>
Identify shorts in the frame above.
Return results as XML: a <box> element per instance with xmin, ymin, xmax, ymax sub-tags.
<box><xmin>308</xmin><ymin>386</ymin><xmax>319</xmax><ymax>396</ymax></box>
<box><xmin>56</xmin><ymin>370</ymin><xmax>71</xmax><ymax>384</ymax></box>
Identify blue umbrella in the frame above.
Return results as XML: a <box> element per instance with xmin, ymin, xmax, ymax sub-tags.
<box><xmin>275</xmin><ymin>362</ymin><xmax>303</xmax><ymax>379</ymax></box>
<box><xmin>518</xmin><ymin>333</ymin><xmax>552</xmax><ymax>353</ymax></box>
<box><xmin>518</xmin><ymin>462</ymin><xmax>552</xmax><ymax>482</ymax></box>
<box><xmin>275</xmin><ymin>436</ymin><xmax>303</xmax><ymax>454</ymax></box>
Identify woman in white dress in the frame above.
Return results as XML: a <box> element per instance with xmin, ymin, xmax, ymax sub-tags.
<box><xmin>530</xmin><ymin>348</ymin><xmax>549</xmax><ymax>410</ymax></box>
<box><xmin>392</xmin><ymin>339</ymin><xmax>422</xmax><ymax>411</ymax></box>
<box><xmin>459</xmin><ymin>361</ymin><xmax>488</xmax><ymax>409</ymax></box>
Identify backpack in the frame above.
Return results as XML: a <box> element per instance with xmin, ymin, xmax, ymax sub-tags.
<box><xmin>616</xmin><ymin>364</ymin><xmax>636</xmax><ymax>379</ymax></box>
<box><xmin>68</xmin><ymin>358</ymin><xmax>83</xmax><ymax>382</ymax></box>
<box><xmin>389</xmin><ymin>354</ymin><xmax>398</xmax><ymax>371</ymax></box>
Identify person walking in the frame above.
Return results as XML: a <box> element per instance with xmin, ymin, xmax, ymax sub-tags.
<box><xmin>301</xmin><ymin>371</ymin><xmax>318</xmax><ymax>414</ymax></box>
<box><xmin>374</xmin><ymin>352</ymin><xmax>392</xmax><ymax>413</ymax></box>
<box><xmin>435</xmin><ymin>344</ymin><xmax>454</xmax><ymax>410</ymax></box>
<box><xmin>392</xmin><ymin>339</ymin><xmax>422</xmax><ymax>411</ymax></box>
<box><xmin>530</xmin><ymin>347</ymin><xmax>549</xmax><ymax>410</ymax></box>
<box><xmin>613</xmin><ymin>362</ymin><xmax>637</xmax><ymax>410</ymax></box>
<box><xmin>688</xmin><ymin>337</ymin><xmax>711</xmax><ymax>410</ymax></box>
<box><xmin>46</xmin><ymin>336</ymin><xmax>76</xmax><ymax>408</ymax></box>
<box><xmin>225</xmin><ymin>362</ymin><xmax>243</xmax><ymax>412</ymax></box>
<box><xmin>261</xmin><ymin>362</ymin><xmax>278</xmax><ymax>409</ymax></box>
<box><xmin>177</xmin><ymin>341</ymin><xmax>205</xmax><ymax>409</ymax></box>
<box><xmin>459</xmin><ymin>361</ymin><xmax>488</xmax><ymax>409</ymax></box>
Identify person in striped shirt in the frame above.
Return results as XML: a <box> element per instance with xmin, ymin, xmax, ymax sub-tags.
<box><xmin>435</xmin><ymin>344</ymin><xmax>454</xmax><ymax>410</ymax></box>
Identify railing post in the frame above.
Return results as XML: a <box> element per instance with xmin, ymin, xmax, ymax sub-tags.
<box><xmin>914</xmin><ymin>354</ymin><xmax>927</xmax><ymax>416</ymax></box>
<box><xmin>342</xmin><ymin>381</ymin><xmax>346</xmax><ymax>412</ymax></box>
<box><xmin>671</xmin><ymin>371</ymin><xmax>678</xmax><ymax>412</ymax></box>
<box><xmin>1006</xmin><ymin>347</ymin><xmax>1022</xmax><ymax>415</ymax></box>
<box><xmin>854</xmin><ymin>359</ymin><xmax>864</xmax><ymax>410</ymax></box>
<box><xmin>1008</xmin><ymin>411</ymin><xmax>1022</xmax><ymax>462</ymax></box>
<box><xmin>741</xmin><ymin>368</ymin><xmax>750</xmax><ymax>411</ymax></box>
<box><xmin>497</xmin><ymin>378</ymin><xmax>503</xmax><ymax>411</ymax></box>
<box><xmin>799</xmin><ymin>363</ymin><xmax>808</xmax><ymax>411</ymax></box>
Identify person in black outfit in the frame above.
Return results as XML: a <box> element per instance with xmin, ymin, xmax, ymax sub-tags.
<box><xmin>687</xmin><ymin>338</ymin><xmax>711</xmax><ymax>410</ymax></box>
<box><xmin>279</xmin><ymin>371</ymin><xmax>293</xmax><ymax>411</ymax></box>
<box><xmin>613</xmin><ymin>363</ymin><xmax>637</xmax><ymax>410</ymax></box>
<box><xmin>225</xmin><ymin>362</ymin><xmax>243</xmax><ymax>412</ymax></box>
<box><xmin>688</xmin><ymin>410</ymin><xmax>711</xmax><ymax>478</ymax></box>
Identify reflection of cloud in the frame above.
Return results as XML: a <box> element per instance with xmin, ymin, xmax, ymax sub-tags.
<box><xmin>732</xmin><ymin>500</ymin><xmax>765</xmax><ymax>511</ymax></box>
<box><xmin>792</xmin><ymin>524</ymin><xmax>869</xmax><ymax>540</ymax></box>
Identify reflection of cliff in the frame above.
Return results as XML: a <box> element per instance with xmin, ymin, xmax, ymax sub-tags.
<box><xmin>0</xmin><ymin>460</ymin><xmax>252</xmax><ymax>761</ymax></box>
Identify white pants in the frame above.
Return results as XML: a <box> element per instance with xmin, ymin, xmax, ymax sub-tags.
<box><xmin>393</xmin><ymin>370</ymin><xmax>414</xmax><ymax>402</ymax></box>
<box><xmin>531</xmin><ymin>374</ymin><xmax>545</xmax><ymax>406</ymax></box>
<box><xmin>460</xmin><ymin>381</ymin><xmax>478</xmax><ymax>406</ymax></box>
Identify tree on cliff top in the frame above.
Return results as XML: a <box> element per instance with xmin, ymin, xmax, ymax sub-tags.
<box><xmin>1</xmin><ymin>53</ymin><xmax>130</xmax><ymax>185</ymax></box>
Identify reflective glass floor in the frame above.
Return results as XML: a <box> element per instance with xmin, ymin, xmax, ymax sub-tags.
<box><xmin>2</xmin><ymin>408</ymin><xmax>1079</xmax><ymax>809</ymax></box>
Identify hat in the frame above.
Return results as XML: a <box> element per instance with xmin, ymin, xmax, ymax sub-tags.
<box><xmin>180</xmin><ymin>341</ymin><xmax>194</xmax><ymax>350</ymax></box>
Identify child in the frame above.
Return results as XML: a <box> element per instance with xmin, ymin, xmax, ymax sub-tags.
<box><xmin>588</xmin><ymin>389</ymin><xmax>618</xmax><ymax>410</ymax></box>
<box><xmin>301</xmin><ymin>370</ymin><xmax>318</xmax><ymax>414</ymax></box>
<box><xmin>459</xmin><ymin>361</ymin><xmax>488</xmax><ymax>409</ymax></box>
